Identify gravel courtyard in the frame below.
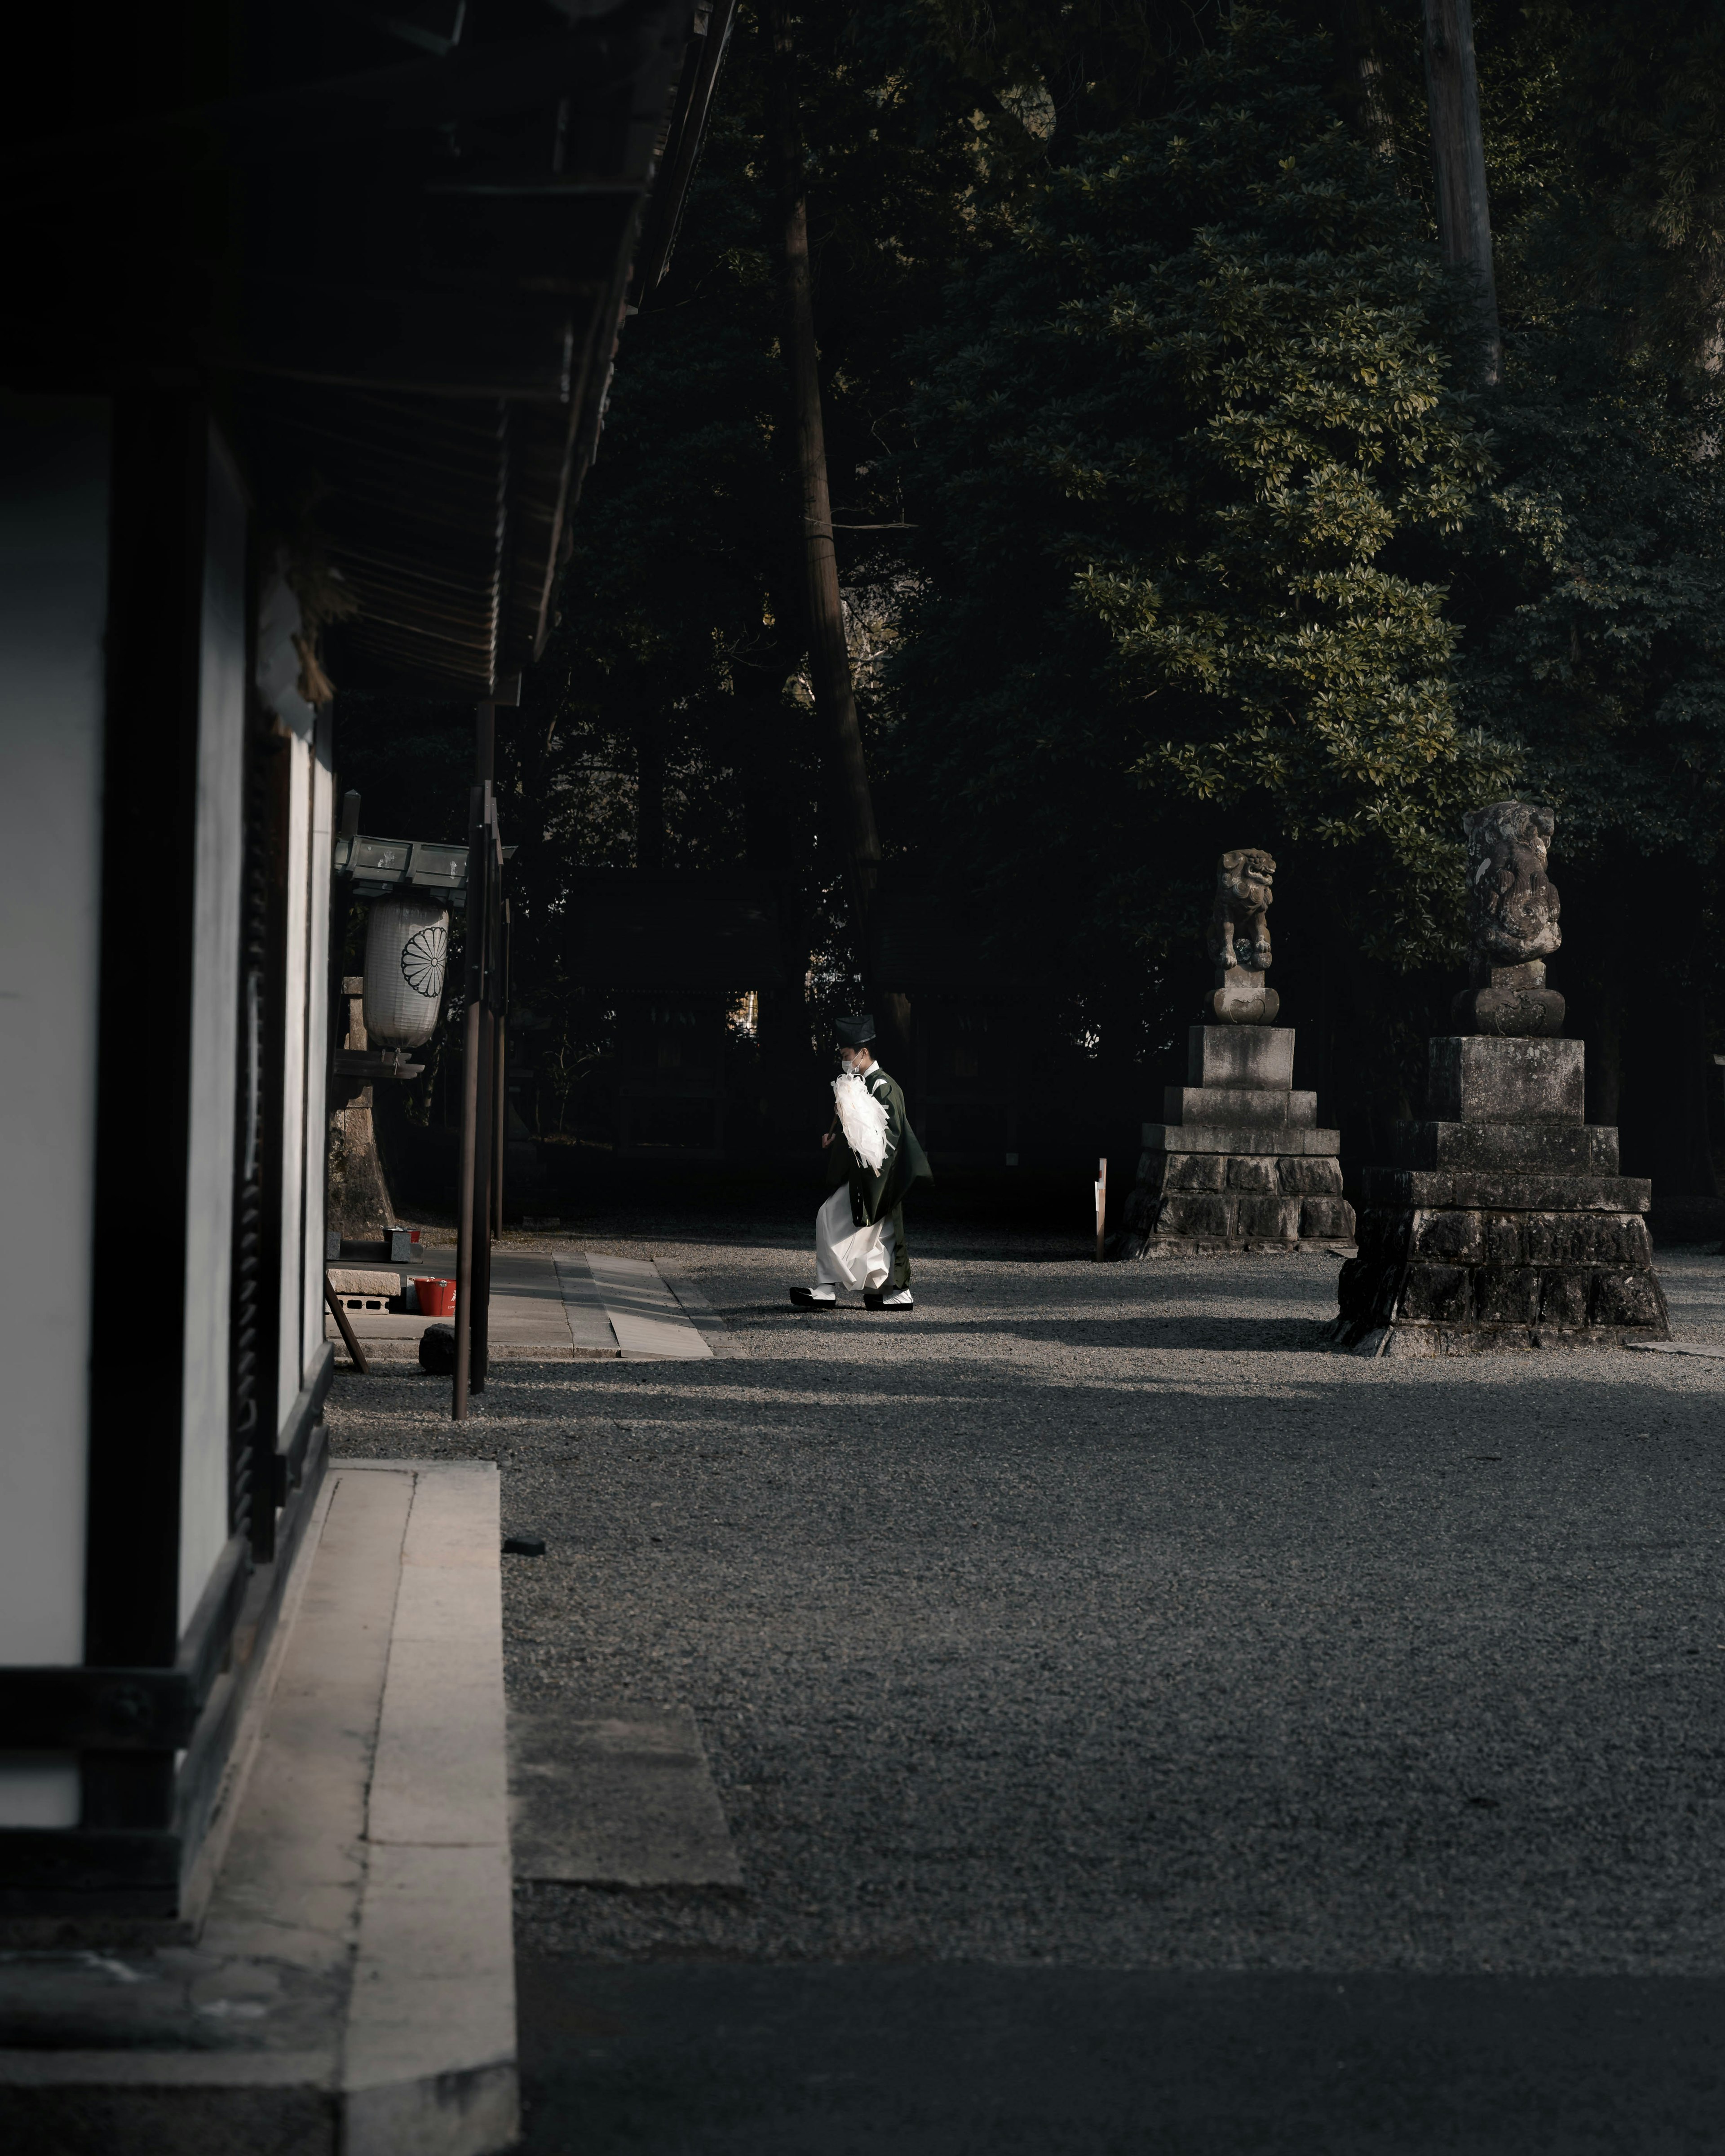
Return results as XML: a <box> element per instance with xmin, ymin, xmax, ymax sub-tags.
<box><xmin>326</xmin><ymin>1224</ymin><xmax>1725</xmax><ymax>2149</ymax></box>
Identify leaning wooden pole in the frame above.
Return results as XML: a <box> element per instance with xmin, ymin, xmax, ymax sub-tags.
<box><xmin>764</xmin><ymin>6</ymin><xmax>882</xmax><ymax>971</ymax></box>
<box><xmin>1422</xmin><ymin>0</ymin><xmax>1500</xmax><ymax>384</ymax></box>
<box><xmin>323</xmin><ymin>1277</ymin><xmax>370</xmax><ymax>1375</ymax></box>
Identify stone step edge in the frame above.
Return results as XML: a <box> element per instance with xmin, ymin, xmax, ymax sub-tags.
<box><xmin>1141</xmin><ymin>1124</ymin><xmax>1342</xmax><ymax>1156</ymax></box>
<box><xmin>1359</xmin><ymin>1172</ymin><xmax>1652</xmax><ymax>1213</ymax></box>
<box><xmin>1164</xmin><ymin>1087</ymin><xmax>1319</xmax><ymax>1113</ymax></box>
<box><xmin>1116</xmin><ymin>1237</ymin><xmax>1357</xmax><ymax>1259</ymax></box>
<box><xmin>1324</xmin><ymin>1317</ymin><xmax>1669</xmax><ymax>1358</ymax></box>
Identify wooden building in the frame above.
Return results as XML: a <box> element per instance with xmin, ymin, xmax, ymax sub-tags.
<box><xmin>0</xmin><ymin>1</ymin><xmax>732</xmax><ymax>1929</ymax></box>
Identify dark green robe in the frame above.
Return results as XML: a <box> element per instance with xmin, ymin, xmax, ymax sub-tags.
<box><xmin>827</xmin><ymin>1062</ymin><xmax>932</xmax><ymax>1289</ymax></box>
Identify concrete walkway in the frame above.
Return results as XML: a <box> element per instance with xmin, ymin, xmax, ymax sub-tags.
<box><xmin>0</xmin><ymin>1460</ymin><xmax>517</xmax><ymax>2156</ymax></box>
<box><xmin>327</xmin><ymin>1248</ymin><xmax>718</xmax><ymax>1361</ymax></box>
<box><xmin>324</xmin><ymin>1228</ymin><xmax>1725</xmax><ymax>2152</ymax></box>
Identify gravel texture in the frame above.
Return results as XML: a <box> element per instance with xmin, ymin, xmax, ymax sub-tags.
<box><xmin>325</xmin><ymin>1224</ymin><xmax>1725</xmax><ymax>1974</ymax></box>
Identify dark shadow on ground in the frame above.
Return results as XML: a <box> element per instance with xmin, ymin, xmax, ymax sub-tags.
<box><xmin>729</xmin><ymin>1308</ymin><xmax>1336</xmax><ymax>1353</ymax></box>
<box><xmin>517</xmin><ymin>1962</ymin><xmax>1725</xmax><ymax>2156</ymax></box>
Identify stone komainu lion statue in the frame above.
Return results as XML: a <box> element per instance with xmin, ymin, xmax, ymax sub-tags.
<box><xmin>1451</xmin><ymin>800</ymin><xmax>1566</xmax><ymax>1036</ymax></box>
<box><xmin>1209</xmin><ymin>848</ymin><xmax>1276</xmax><ymax>976</ymax></box>
<box><xmin>1462</xmin><ymin>801</ymin><xmax>1561</xmax><ymax>970</ymax></box>
<box><xmin>1204</xmin><ymin>848</ymin><xmax>1279</xmax><ymax>1023</ymax></box>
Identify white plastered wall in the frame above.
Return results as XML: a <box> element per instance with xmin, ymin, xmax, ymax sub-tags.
<box><xmin>300</xmin><ymin>706</ymin><xmax>333</xmax><ymax>1390</ymax></box>
<box><xmin>255</xmin><ymin>557</ymin><xmax>328</xmax><ymax>1440</ymax></box>
<box><xmin>177</xmin><ymin>427</ymin><xmax>248</xmax><ymax>1631</ymax></box>
<box><xmin>0</xmin><ymin>395</ymin><xmax>109</xmax><ymax>1825</ymax></box>
<box><xmin>276</xmin><ymin>737</ymin><xmax>312</xmax><ymax>1438</ymax></box>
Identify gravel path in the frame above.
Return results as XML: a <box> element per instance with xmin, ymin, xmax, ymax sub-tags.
<box><xmin>325</xmin><ymin>1229</ymin><xmax>1725</xmax><ymax>1976</ymax></box>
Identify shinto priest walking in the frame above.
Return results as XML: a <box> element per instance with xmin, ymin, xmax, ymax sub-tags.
<box><xmin>790</xmin><ymin>1012</ymin><xmax>931</xmax><ymax>1310</ymax></box>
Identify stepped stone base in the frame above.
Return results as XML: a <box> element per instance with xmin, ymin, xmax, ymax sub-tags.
<box><xmin>1324</xmin><ymin>1038</ymin><xmax>1669</xmax><ymax>1355</ymax></box>
<box><xmin>1118</xmin><ymin>1026</ymin><xmax>1354</xmax><ymax>1259</ymax></box>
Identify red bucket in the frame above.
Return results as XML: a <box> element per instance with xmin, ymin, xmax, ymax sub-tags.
<box><xmin>414</xmin><ymin>1277</ymin><xmax>456</xmax><ymax>1318</ymax></box>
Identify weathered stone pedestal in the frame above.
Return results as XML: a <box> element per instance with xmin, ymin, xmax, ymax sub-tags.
<box><xmin>1117</xmin><ymin>1026</ymin><xmax>1356</xmax><ymax>1258</ymax></box>
<box><xmin>1325</xmin><ymin>1036</ymin><xmax>1670</xmax><ymax>1355</ymax></box>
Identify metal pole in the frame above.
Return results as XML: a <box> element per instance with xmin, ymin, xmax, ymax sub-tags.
<box><xmin>491</xmin><ymin>897</ymin><xmax>510</xmax><ymax>1237</ymax></box>
<box><xmin>452</xmin><ymin>998</ymin><xmax>481</xmax><ymax>1419</ymax></box>
<box><xmin>470</xmin><ymin>794</ymin><xmax>502</xmax><ymax>1394</ymax></box>
<box><xmin>491</xmin><ymin>1014</ymin><xmax>506</xmax><ymax>1237</ymax></box>
<box><xmin>451</xmin><ymin>782</ymin><xmax>487</xmax><ymax>1421</ymax></box>
<box><xmin>460</xmin><ymin>685</ymin><xmax>514</xmax><ymax>1402</ymax></box>
<box><xmin>1094</xmin><ymin>1158</ymin><xmax>1108</xmax><ymax>1262</ymax></box>
<box><xmin>471</xmin><ymin>1001</ymin><xmax>495</xmax><ymax>1394</ymax></box>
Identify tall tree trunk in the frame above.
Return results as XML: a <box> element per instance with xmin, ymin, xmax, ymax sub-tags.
<box><xmin>1337</xmin><ymin>0</ymin><xmax>1395</xmax><ymax>161</ymax></box>
<box><xmin>762</xmin><ymin>10</ymin><xmax>887</xmax><ymax>994</ymax></box>
<box><xmin>1422</xmin><ymin>0</ymin><xmax>1500</xmax><ymax>384</ymax></box>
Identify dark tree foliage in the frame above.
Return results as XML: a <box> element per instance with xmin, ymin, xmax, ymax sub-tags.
<box><xmin>1449</xmin><ymin>3</ymin><xmax>1725</xmax><ymax>1185</ymax></box>
<box><xmin>331</xmin><ymin>0</ymin><xmax>1725</xmax><ymax>1192</ymax></box>
<box><xmin>888</xmin><ymin>15</ymin><xmax>1511</xmax><ymax>1128</ymax></box>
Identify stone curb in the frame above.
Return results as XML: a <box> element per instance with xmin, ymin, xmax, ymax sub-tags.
<box><xmin>0</xmin><ymin>1463</ymin><xmax>518</xmax><ymax>2156</ymax></box>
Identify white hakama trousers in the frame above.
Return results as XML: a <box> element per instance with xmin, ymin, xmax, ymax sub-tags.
<box><xmin>814</xmin><ymin>1185</ymin><xmax>894</xmax><ymax>1292</ymax></box>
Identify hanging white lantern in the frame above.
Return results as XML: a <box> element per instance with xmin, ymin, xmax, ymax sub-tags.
<box><xmin>363</xmin><ymin>893</ymin><xmax>449</xmax><ymax>1050</ymax></box>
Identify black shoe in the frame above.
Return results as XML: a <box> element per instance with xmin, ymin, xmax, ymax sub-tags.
<box><xmin>789</xmin><ymin>1286</ymin><xmax>837</xmax><ymax>1308</ymax></box>
<box><xmin>864</xmin><ymin>1289</ymin><xmax>914</xmax><ymax>1310</ymax></box>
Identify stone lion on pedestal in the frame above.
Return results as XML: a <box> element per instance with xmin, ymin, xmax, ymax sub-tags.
<box><xmin>1452</xmin><ymin>801</ymin><xmax>1565</xmax><ymax>1036</ymax></box>
<box><xmin>1207</xmin><ymin>848</ymin><xmax>1279</xmax><ymax>1025</ymax></box>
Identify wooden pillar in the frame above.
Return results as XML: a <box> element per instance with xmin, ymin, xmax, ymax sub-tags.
<box><xmin>453</xmin><ymin>677</ymin><xmax>514</xmax><ymax>1416</ymax></box>
<box><xmin>452</xmin><ymin>782</ymin><xmax>487</xmax><ymax>1422</ymax></box>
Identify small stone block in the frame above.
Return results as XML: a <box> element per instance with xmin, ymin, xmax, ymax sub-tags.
<box><xmin>1426</xmin><ymin>1036</ymin><xmax>1585</xmax><ymax>1124</ymax></box>
<box><xmin>1278</xmin><ymin>1156</ymin><xmax>1343</xmax><ymax>1196</ymax></box>
<box><xmin>1400</xmin><ymin>1264</ymin><xmax>1470</xmax><ymax>1322</ymax></box>
<box><xmin>1155</xmin><ymin>1147</ymin><xmax>1216</xmax><ymax>1198</ymax></box>
<box><xmin>1164</xmin><ymin>1086</ymin><xmax>1317</xmax><ymax>1129</ymax></box>
<box><xmin>1473</xmin><ymin>1265</ymin><xmax>1540</xmax><ymax>1325</ymax></box>
<box><xmin>1390</xmin><ymin>1122</ymin><xmax>1620</xmax><ymax>1174</ymax></box>
<box><xmin>1590</xmin><ymin>1269</ymin><xmax>1668</xmax><ymax>1328</ymax></box>
<box><xmin>1157</xmin><ymin>1193</ymin><xmax>1234</xmax><ymax>1237</ymax></box>
<box><xmin>329</xmin><ymin>1267</ymin><xmax>403</xmax><ymax>1297</ymax></box>
<box><xmin>1538</xmin><ymin>1269</ymin><xmax>1589</xmax><ymax>1327</ymax></box>
<box><xmin>1525</xmin><ymin>1213</ymin><xmax>1652</xmax><ymax>1268</ymax></box>
<box><xmin>1187</xmin><ymin>1025</ymin><xmax>1297</xmax><ymax>1090</ymax></box>
<box><xmin>1235</xmin><ymin>1195</ymin><xmax>1300</xmax><ymax>1240</ymax></box>
<box><xmin>1361</xmin><ymin>1167</ymin><xmax>1649</xmax><ymax>1211</ymax></box>
<box><xmin>1300</xmin><ymin>1197</ymin><xmax>1355</xmax><ymax>1240</ymax></box>
<box><xmin>1409</xmin><ymin>1209</ymin><xmax>1482</xmax><ymax>1265</ymax></box>
<box><xmin>1141</xmin><ymin>1123</ymin><xmax>1343</xmax><ymax>1157</ymax></box>
<box><xmin>1226</xmin><ymin>1155</ymin><xmax>1278</xmax><ymax>1192</ymax></box>
<box><xmin>1481</xmin><ymin>1214</ymin><xmax>1523</xmax><ymax>1264</ymax></box>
